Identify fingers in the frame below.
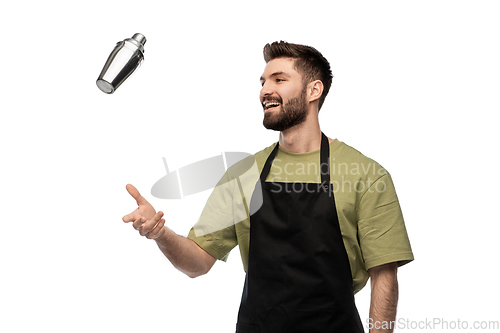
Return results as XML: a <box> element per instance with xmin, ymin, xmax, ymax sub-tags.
<box><xmin>148</xmin><ymin>218</ymin><xmax>166</xmax><ymax>239</ymax></box>
<box><xmin>134</xmin><ymin>211</ymin><xmax>165</xmax><ymax>239</ymax></box>
<box><xmin>122</xmin><ymin>211</ymin><xmax>138</xmax><ymax>223</ymax></box>
<box><xmin>126</xmin><ymin>184</ymin><xmax>148</xmax><ymax>206</ymax></box>
<box><xmin>132</xmin><ymin>217</ymin><xmax>146</xmax><ymax>230</ymax></box>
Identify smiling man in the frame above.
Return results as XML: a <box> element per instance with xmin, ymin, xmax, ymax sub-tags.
<box><xmin>123</xmin><ymin>41</ymin><xmax>413</xmax><ymax>333</ymax></box>
<box><xmin>261</xmin><ymin>66</ymin><xmax>309</xmax><ymax>131</ymax></box>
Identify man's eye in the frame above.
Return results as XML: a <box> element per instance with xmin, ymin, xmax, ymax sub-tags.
<box><xmin>276</xmin><ymin>79</ymin><xmax>284</xmax><ymax>82</ymax></box>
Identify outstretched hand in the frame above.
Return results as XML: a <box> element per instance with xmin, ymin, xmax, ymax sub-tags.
<box><xmin>123</xmin><ymin>184</ymin><xmax>166</xmax><ymax>240</ymax></box>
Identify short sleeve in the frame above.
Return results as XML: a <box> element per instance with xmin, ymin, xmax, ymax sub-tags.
<box><xmin>187</xmin><ymin>171</ymin><xmax>239</xmax><ymax>261</ymax></box>
<box><xmin>357</xmin><ymin>173</ymin><xmax>414</xmax><ymax>270</ymax></box>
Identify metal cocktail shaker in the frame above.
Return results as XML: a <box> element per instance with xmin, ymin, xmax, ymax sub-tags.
<box><xmin>96</xmin><ymin>33</ymin><xmax>146</xmax><ymax>94</ymax></box>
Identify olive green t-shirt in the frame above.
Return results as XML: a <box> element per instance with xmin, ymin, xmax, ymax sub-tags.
<box><xmin>188</xmin><ymin>139</ymin><xmax>413</xmax><ymax>293</ymax></box>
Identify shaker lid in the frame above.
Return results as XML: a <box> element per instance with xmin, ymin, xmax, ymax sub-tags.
<box><xmin>126</xmin><ymin>33</ymin><xmax>146</xmax><ymax>53</ymax></box>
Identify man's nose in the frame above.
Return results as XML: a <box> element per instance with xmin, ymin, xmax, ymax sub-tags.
<box><xmin>260</xmin><ymin>82</ymin><xmax>273</xmax><ymax>97</ymax></box>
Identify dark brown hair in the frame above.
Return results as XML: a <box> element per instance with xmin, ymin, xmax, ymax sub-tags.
<box><xmin>263</xmin><ymin>41</ymin><xmax>333</xmax><ymax>111</ymax></box>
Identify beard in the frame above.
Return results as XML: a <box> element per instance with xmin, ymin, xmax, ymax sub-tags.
<box><xmin>263</xmin><ymin>87</ymin><xmax>308</xmax><ymax>131</ymax></box>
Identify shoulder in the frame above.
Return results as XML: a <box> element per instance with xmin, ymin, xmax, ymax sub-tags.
<box><xmin>224</xmin><ymin>142</ymin><xmax>277</xmax><ymax>180</ymax></box>
<box><xmin>254</xmin><ymin>142</ymin><xmax>278</xmax><ymax>170</ymax></box>
<box><xmin>330</xmin><ymin>139</ymin><xmax>388</xmax><ymax>179</ymax></box>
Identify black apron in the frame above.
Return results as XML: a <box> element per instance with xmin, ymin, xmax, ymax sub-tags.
<box><xmin>236</xmin><ymin>133</ymin><xmax>364</xmax><ymax>333</ymax></box>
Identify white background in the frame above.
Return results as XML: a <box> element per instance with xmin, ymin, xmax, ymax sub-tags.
<box><xmin>1</xmin><ymin>1</ymin><xmax>499</xmax><ymax>332</ymax></box>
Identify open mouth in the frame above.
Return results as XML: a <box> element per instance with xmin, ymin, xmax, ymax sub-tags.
<box><xmin>263</xmin><ymin>101</ymin><xmax>281</xmax><ymax>112</ymax></box>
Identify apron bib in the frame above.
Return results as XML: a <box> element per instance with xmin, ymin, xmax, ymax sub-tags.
<box><xmin>236</xmin><ymin>133</ymin><xmax>364</xmax><ymax>333</ymax></box>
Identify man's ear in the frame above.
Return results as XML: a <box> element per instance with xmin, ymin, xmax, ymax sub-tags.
<box><xmin>308</xmin><ymin>80</ymin><xmax>324</xmax><ymax>103</ymax></box>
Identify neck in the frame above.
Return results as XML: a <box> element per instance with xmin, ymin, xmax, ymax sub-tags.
<box><xmin>278</xmin><ymin>108</ymin><xmax>324</xmax><ymax>153</ymax></box>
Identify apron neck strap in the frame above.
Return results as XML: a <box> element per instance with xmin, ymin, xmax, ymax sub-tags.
<box><xmin>260</xmin><ymin>132</ymin><xmax>331</xmax><ymax>184</ymax></box>
<box><xmin>320</xmin><ymin>132</ymin><xmax>330</xmax><ymax>186</ymax></box>
<box><xmin>260</xmin><ymin>142</ymin><xmax>279</xmax><ymax>183</ymax></box>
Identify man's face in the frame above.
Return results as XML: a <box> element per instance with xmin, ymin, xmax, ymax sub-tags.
<box><xmin>259</xmin><ymin>58</ymin><xmax>308</xmax><ymax>131</ymax></box>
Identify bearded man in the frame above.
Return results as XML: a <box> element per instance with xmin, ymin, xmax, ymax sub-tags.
<box><xmin>123</xmin><ymin>41</ymin><xmax>413</xmax><ymax>333</ymax></box>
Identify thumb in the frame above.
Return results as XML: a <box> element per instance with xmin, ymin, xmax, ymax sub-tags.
<box><xmin>126</xmin><ymin>184</ymin><xmax>148</xmax><ymax>205</ymax></box>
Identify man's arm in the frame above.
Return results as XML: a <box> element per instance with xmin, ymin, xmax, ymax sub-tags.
<box><xmin>145</xmin><ymin>212</ymin><xmax>216</xmax><ymax>278</ymax></box>
<box><xmin>123</xmin><ymin>184</ymin><xmax>216</xmax><ymax>278</ymax></box>
<box><xmin>368</xmin><ymin>262</ymin><xmax>399</xmax><ymax>333</ymax></box>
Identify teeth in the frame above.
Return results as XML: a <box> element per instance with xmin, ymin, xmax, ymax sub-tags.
<box><xmin>264</xmin><ymin>102</ymin><xmax>280</xmax><ymax>109</ymax></box>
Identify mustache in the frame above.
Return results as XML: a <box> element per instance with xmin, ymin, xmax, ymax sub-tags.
<box><xmin>262</xmin><ymin>96</ymin><xmax>283</xmax><ymax>104</ymax></box>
